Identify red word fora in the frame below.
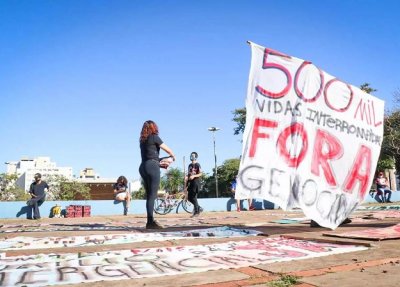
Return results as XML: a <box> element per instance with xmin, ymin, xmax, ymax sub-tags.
<box><xmin>249</xmin><ymin>118</ymin><xmax>371</xmax><ymax>199</ymax></box>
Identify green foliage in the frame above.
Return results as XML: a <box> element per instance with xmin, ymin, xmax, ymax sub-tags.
<box><xmin>161</xmin><ymin>168</ymin><xmax>185</xmax><ymax>194</ymax></box>
<box><xmin>205</xmin><ymin>158</ymin><xmax>240</xmax><ymax>197</ymax></box>
<box><xmin>267</xmin><ymin>275</ymin><xmax>299</xmax><ymax>287</ymax></box>
<box><xmin>132</xmin><ymin>186</ymin><xmax>146</xmax><ymax>199</ymax></box>
<box><xmin>0</xmin><ymin>173</ymin><xmax>29</xmax><ymax>201</ymax></box>
<box><xmin>46</xmin><ymin>175</ymin><xmax>91</xmax><ymax>201</ymax></box>
<box><xmin>360</xmin><ymin>83</ymin><xmax>377</xmax><ymax>94</ymax></box>
<box><xmin>381</xmin><ymin>110</ymin><xmax>400</xmax><ymax>172</ymax></box>
<box><xmin>232</xmin><ymin>107</ymin><xmax>246</xmax><ymax>135</ymax></box>
<box><xmin>376</xmin><ymin>156</ymin><xmax>395</xmax><ymax>171</ymax></box>
<box><xmin>359</xmin><ymin>83</ymin><xmax>400</xmax><ymax>173</ymax></box>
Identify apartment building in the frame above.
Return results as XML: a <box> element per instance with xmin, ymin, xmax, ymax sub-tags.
<box><xmin>5</xmin><ymin>157</ymin><xmax>73</xmax><ymax>191</ymax></box>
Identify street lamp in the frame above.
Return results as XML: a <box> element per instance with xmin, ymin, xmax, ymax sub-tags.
<box><xmin>208</xmin><ymin>127</ymin><xmax>220</xmax><ymax>198</ymax></box>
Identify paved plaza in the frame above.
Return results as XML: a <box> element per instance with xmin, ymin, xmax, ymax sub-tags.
<box><xmin>1</xmin><ymin>203</ymin><xmax>399</xmax><ymax>287</ymax></box>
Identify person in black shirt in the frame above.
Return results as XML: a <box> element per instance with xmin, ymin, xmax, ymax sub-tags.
<box><xmin>185</xmin><ymin>152</ymin><xmax>203</xmax><ymax>217</ymax></box>
<box><xmin>113</xmin><ymin>175</ymin><xmax>130</xmax><ymax>215</ymax></box>
<box><xmin>27</xmin><ymin>173</ymin><xmax>48</xmax><ymax>220</ymax></box>
<box><xmin>139</xmin><ymin>120</ymin><xmax>175</xmax><ymax>229</ymax></box>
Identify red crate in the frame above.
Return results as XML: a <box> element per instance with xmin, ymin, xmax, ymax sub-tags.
<box><xmin>81</xmin><ymin>205</ymin><xmax>91</xmax><ymax>217</ymax></box>
<box><xmin>65</xmin><ymin>212</ymin><xmax>75</xmax><ymax>218</ymax></box>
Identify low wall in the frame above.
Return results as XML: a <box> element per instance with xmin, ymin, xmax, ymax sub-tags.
<box><xmin>1</xmin><ymin>192</ymin><xmax>399</xmax><ymax>219</ymax></box>
<box><xmin>0</xmin><ymin>198</ymin><xmax>277</xmax><ymax>219</ymax></box>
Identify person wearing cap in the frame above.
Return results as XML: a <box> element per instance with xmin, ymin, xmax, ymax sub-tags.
<box><xmin>27</xmin><ymin>173</ymin><xmax>49</xmax><ymax>219</ymax></box>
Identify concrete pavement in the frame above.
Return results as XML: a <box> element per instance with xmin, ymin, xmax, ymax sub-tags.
<box><xmin>0</xmin><ymin>202</ymin><xmax>399</xmax><ymax>287</ymax></box>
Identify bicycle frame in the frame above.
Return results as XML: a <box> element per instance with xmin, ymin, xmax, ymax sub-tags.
<box><xmin>154</xmin><ymin>192</ymin><xmax>193</xmax><ymax>215</ymax></box>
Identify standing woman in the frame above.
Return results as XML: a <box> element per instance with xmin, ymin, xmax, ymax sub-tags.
<box><xmin>139</xmin><ymin>120</ymin><xmax>175</xmax><ymax>229</ymax></box>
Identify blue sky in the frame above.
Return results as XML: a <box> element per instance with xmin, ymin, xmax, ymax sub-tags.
<box><xmin>1</xmin><ymin>0</ymin><xmax>399</xmax><ymax>180</ymax></box>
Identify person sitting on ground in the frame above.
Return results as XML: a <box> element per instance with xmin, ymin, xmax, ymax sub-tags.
<box><xmin>27</xmin><ymin>173</ymin><xmax>48</xmax><ymax>220</ymax></box>
<box><xmin>375</xmin><ymin>171</ymin><xmax>393</xmax><ymax>203</ymax></box>
<box><xmin>113</xmin><ymin>175</ymin><xmax>131</xmax><ymax>215</ymax></box>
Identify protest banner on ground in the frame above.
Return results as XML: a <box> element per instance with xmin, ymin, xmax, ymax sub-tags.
<box><xmin>236</xmin><ymin>42</ymin><xmax>384</xmax><ymax>229</ymax></box>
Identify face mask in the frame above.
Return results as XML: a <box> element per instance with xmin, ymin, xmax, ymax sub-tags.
<box><xmin>190</xmin><ymin>154</ymin><xmax>197</xmax><ymax>161</ymax></box>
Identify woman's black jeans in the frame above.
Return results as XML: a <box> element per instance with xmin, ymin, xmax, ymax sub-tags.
<box><xmin>139</xmin><ymin>159</ymin><xmax>160</xmax><ymax>224</ymax></box>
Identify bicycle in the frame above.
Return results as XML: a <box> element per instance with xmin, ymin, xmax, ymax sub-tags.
<box><xmin>154</xmin><ymin>192</ymin><xmax>194</xmax><ymax>215</ymax></box>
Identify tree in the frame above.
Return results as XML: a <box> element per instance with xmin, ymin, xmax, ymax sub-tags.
<box><xmin>380</xmin><ymin>88</ymin><xmax>400</xmax><ymax>172</ymax></box>
<box><xmin>161</xmin><ymin>168</ymin><xmax>185</xmax><ymax>194</ymax></box>
<box><xmin>232</xmin><ymin>108</ymin><xmax>246</xmax><ymax>135</ymax></box>
<box><xmin>46</xmin><ymin>175</ymin><xmax>91</xmax><ymax>201</ymax></box>
<box><xmin>359</xmin><ymin>83</ymin><xmax>377</xmax><ymax>94</ymax></box>
<box><xmin>132</xmin><ymin>186</ymin><xmax>146</xmax><ymax>199</ymax></box>
<box><xmin>0</xmin><ymin>173</ymin><xmax>29</xmax><ymax>201</ymax></box>
<box><xmin>205</xmin><ymin>158</ymin><xmax>240</xmax><ymax>197</ymax></box>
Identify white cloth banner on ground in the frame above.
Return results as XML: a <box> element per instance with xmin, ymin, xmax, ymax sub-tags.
<box><xmin>0</xmin><ymin>226</ymin><xmax>261</xmax><ymax>250</ymax></box>
<box><xmin>0</xmin><ymin>237</ymin><xmax>367</xmax><ymax>286</ymax></box>
<box><xmin>236</xmin><ymin>42</ymin><xmax>384</xmax><ymax>229</ymax></box>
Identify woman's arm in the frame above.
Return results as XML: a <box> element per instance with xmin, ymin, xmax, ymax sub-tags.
<box><xmin>160</xmin><ymin>143</ymin><xmax>176</xmax><ymax>161</ymax></box>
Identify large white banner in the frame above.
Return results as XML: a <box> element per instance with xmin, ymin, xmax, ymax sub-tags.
<box><xmin>0</xmin><ymin>238</ymin><xmax>367</xmax><ymax>286</ymax></box>
<box><xmin>236</xmin><ymin>42</ymin><xmax>384</xmax><ymax>229</ymax></box>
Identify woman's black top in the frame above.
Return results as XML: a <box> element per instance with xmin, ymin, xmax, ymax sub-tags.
<box><xmin>140</xmin><ymin>134</ymin><xmax>163</xmax><ymax>162</ymax></box>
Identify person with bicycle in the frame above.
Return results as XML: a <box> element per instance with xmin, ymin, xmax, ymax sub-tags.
<box><xmin>185</xmin><ymin>152</ymin><xmax>203</xmax><ymax>217</ymax></box>
<box><xmin>139</xmin><ymin>120</ymin><xmax>176</xmax><ymax>229</ymax></box>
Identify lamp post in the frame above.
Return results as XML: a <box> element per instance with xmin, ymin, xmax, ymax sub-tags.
<box><xmin>208</xmin><ymin>127</ymin><xmax>220</xmax><ymax>198</ymax></box>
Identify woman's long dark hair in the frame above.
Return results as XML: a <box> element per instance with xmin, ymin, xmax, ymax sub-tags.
<box><xmin>140</xmin><ymin>120</ymin><xmax>159</xmax><ymax>143</ymax></box>
<box><xmin>117</xmin><ymin>175</ymin><xmax>128</xmax><ymax>186</ymax></box>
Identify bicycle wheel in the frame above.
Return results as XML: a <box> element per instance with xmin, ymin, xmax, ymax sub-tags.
<box><xmin>181</xmin><ymin>199</ymin><xmax>194</xmax><ymax>214</ymax></box>
<box><xmin>154</xmin><ymin>198</ymin><xmax>171</xmax><ymax>215</ymax></box>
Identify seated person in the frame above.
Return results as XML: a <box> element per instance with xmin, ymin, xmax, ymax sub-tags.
<box><xmin>113</xmin><ymin>176</ymin><xmax>131</xmax><ymax>215</ymax></box>
<box><xmin>375</xmin><ymin>172</ymin><xmax>393</xmax><ymax>203</ymax></box>
<box><xmin>27</xmin><ymin>173</ymin><xmax>48</xmax><ymax>220</ymax></box>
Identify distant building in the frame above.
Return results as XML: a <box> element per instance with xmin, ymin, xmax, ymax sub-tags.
<box><xmin>77</xmin><ymin>168</ymin><xmax>141</xmax><ymax>199</ymax></box>
<box><xmin>4</xmin><ymin>159</ymin><xmax>142</xmax><ymax>198</ymax></box>
<box><xmin>79</xmin><ymin>167</ymin><xmax>100</xmax><ymax>179</ymax></box>
<box><xmin>5</xmin><ymin>157</ymin><xmax>73</xmax><ymax>192</ymax></box>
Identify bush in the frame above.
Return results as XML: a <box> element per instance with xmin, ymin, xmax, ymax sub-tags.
<box><xmin>132</xmin><ymin>187</ymin><xmax>146</xmax><ymax>199</ymax></box>
<box><xmin>46</xmin><ymin>175</ymin><xmax>91</xmax><ymax>201</ymax></box>
<box><xmin>0</xmin><ymin>173</ymin><xmax>30</xmax><ymax>201</ymax></box>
